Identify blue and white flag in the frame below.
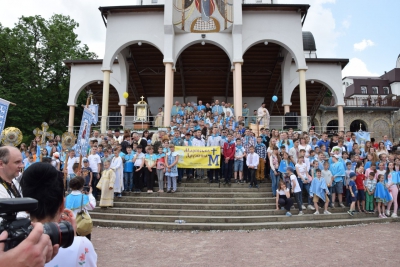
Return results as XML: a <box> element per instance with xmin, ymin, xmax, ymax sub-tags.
<box><xmin>76</xmin><ymin>108</ymin><xmax>93</xmax><ymax>157</ymax></box>
<box><xmin>355</xmin><ymin>131</ymin><xmax>370</xmax><ymax>153</ymax></box>
<box><xmin>0</xmin><ymin>98</ymin><xmax>10</xmax><ymax>135</ymax></box>
<box><xmin>88</xmin><ymin>104</ymin><xmax>98</xmax><ymax>125</ymax></box>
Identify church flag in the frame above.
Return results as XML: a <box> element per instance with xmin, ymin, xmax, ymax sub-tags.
<box><xmin>76</xmin><ymin>108</ymin><xmax>93</xmax><ymax>157</ymax></box>
<box><xmin>88</xmin><ymin>104</ymin><xmax>99</xmax><ymax>124</ymax></box>
<box><xmin>355</xmin><ymin>131</ymin><xmax>370</xmax><ymax>153</ymax></box>
<box><xmin>0</xmin><ymin>98</ymin><xmax>11</xmax><ymax>136</ymax></box>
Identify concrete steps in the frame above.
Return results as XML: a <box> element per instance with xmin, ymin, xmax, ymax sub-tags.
<box><xmin>92</xmin><ymin>181</ymin><xmax>400</xmax><ymax>230</ymax></box>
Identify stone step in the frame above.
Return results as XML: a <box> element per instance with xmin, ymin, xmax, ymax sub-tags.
<box><xmin>90</xmin><ymin>211</ymin><xmax>376</xmax><ymax>223</ymax></box>
<box><xmin>92</xmin><ymin>217</ymin><xmax>400</xmax><ymax>230</ymax></box>
<box><xmin>113</xmin><ymin>196</ymin><xmax>277</xmax><ymax>204</ymax></box>
<box><xmin>93</xmin><ymin>207</ymin><xmax>350</xmax><ymax>216</ymax></box>
<box><xmin>137</xmin><ymin>187</ymin><xmax>271</xmax><ymax>192</ymax></box>
<box><xmin>178</xmin><ymin>182</ymin><xmax>271</xmax><ymax>187</ymax></box>
<box><xmin>121</xmin><ymin>192</ymin><xmax>273</xmax><ymax>198</ymax></box>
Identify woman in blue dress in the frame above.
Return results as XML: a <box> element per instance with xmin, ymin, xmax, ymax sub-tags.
<box><xmin>165</xmin><ymin>144</ymin><xmax>179</xmax><ymax>193</ymax></box>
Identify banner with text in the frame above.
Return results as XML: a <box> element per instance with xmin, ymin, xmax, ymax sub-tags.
<box><xmin>175</xmin><ymin>146</ymin><xmax>221</xmax><ymax>169</ymax></box>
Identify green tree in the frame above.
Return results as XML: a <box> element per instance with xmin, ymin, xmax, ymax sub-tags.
<box><xmin>0</xmin><ymin>14</ymin><xmax>96</xmax><ymax>142</ymax></box>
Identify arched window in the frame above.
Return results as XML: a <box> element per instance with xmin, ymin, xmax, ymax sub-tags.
<box><xmin>326</xmin><ymin>120</ymin><xmax>338</xmax><ymax>133</ymax></box>
<box><xmin>361</xmin><ymin>86</ymin><xmax>367</xmax><ymax>94</ymax></box>
<box><xmin>383</xmin><ymin>87</ymin><xmax>389</xmax><ymax>95</ymax></box>
<box><xmin>350</xmin><ymin>120</ymin><xmax>367</xmax><ymax>132</ymax></box>
<box><xmin>372</xmin><ymin>87</ymin><xmax>378</xmax><ymax>94</ymax></box>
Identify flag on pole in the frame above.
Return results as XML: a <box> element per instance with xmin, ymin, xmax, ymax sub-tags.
<box><xmin>76</xmin><ymin>108</ymin><xmax>94</xmax><ymax>157</ymax></box>
<box><xmin>88</xmin><ymin>104</ymin><xmax>99</xmax><ymax>124</ymax></box>
<box><xmin>0</xmin><ymin>98</ymin><xmax>11</xmax><ymax>135</ymax></box>
<box><xmin>355</xmin><ymin>131</ymin><xmax>370</xmax><ymax>153</ymax></box>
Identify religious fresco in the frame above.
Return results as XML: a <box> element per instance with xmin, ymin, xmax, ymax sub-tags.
<box><xmin>173</xmin><ymin>0</ymin><xmax>233</xmax><ymax>33</ymax></box>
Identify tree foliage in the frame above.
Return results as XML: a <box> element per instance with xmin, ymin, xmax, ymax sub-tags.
<box><xmin>0</xmin><ymin>14</ymin><xmax>96</xmax><ymax>141</ymax></box>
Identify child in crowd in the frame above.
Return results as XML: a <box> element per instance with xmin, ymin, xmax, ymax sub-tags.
<box><xmin>365</xmin><ymin>172</ymin><xmax>377</xmax><ymax>213</ymax></box>
<box><xmin>123</xmin><ymin>145</ymin><xmax>135</xmax><ymax>192</ymax></box>
<box><xmin>310</xmin><ymin>169</ymin><xmax>331</xmax><ymax>215</ymax></box>
<box><xmin>278</xmin><ymin>152</ymin><xmax>294</xmax><ymax>189</ymax></box>
<box><xmin>288</xmin><ymin>166</ymin><xmax>303</xmax><ymax>215</ymax></box>
<box><xmin>275</xmin><ymin>181</ymin><xmax>293</xmax><ymax>217</ymax></box>
<box><xmin>374</xmin><ymin>174</ymin><xmax>393</xmax><ymax>218</ymax></box>
<box><xmin>97</xmin><ymin>160</ymin><xmax>116</xmax><ymax>208</ymax></box>
<box><xmin>247</xmin><ymin>146</ymin><xmax>260</xmax><ymax>189</ymax></box>
<box><xmin>234</xmin><ymin>138</ymin><xmax>246</xmax><ymax>184</ymax></box>
<box><xmin>144</xmin><ymin>146</ymin><xmax>157</xmax><ymax>193</ymax></box>
<box><xmin>321</xmin><ymin>161</ymin><xmax>333</xmax><ymax>208</ymax></box>
<box><xmin>82</xmin><ymin>159</ymin><xmax>93</xmax><ymax>188</ymax></box>
<box><xmin>347</xmin><ymin>172</ymin><xmax>357</xmax><ymax>216</ymax></box>
<box><xmin>133</xmin><ymin>145</ymin><xmax>145</xmax><ymax>193</ymax></box>
<box><xmin>165</xmin><ymin>144</ymin><xmax>179</xmax><ymax>193</ymax></box>
<box><xmin>156</xmin><ymin>146</ymin><xmax>166</xmax><ymax>192</ymax></box>
<box><xmin>355</xmin><ymin>166</ymin><xmax>366</xmax><ymax>212</ymax></box>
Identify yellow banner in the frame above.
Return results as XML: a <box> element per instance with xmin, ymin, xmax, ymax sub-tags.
<box><xmin>175</xmin><ymin>146</ymin><xmax>221</xmax><ymax>169</ymax></box>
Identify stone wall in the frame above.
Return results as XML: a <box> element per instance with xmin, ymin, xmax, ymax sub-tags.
<box><xmin>314</xmin><ymin>110</ymin><xmax>397</xmax><ymax>140</ymax></box>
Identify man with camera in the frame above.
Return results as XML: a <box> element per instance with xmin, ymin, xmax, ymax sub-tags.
<box><xmin>0</xmin><ymin>146</ymin><xmax>60</xmax><ymax>266</ymax></box>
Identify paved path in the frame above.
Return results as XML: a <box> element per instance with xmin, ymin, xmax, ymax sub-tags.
<box><xmin>92</xmin><ymin>222</ymin><xmax>400</xmax><ymax>267</ymax></box>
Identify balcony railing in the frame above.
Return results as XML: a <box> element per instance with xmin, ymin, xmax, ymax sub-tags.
<box><xmin>344</xmin><ymin>97</ymin><xmax>400</xmax><ymax>107</ymax></box>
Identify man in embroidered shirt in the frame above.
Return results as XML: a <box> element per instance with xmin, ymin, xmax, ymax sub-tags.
<box><xmin>255</xmin><ymin>136</ymin><xmax>267</xmax><ymax>182</ymax></box>
<box><xmin>246</xmin><ymin>146</ymin><xmax>260</xmax><ymax>188</ymax></box>
<box><xmin>207</xmin><ymin>127</ymin><xmax>222</xmax><ymax>183</ymax></box>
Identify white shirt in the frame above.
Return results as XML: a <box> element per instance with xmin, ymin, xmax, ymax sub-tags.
<box><xmin>295</xmin><ymin>163</ymin><xmax>308</xmax><ymax>179</ymax></box>
<box><xmin>45</xmin><ymin>236</ymin><xmax>97</xmax><ymax>267</ymax></box>
<box><xmin>134</xmin><ymin>152</ymin><xmax>145</xmax><ymax>167</ymax></box>
<box><xmin>290</xmin><ymin>174</ymin><xmax>301</xmax><ymax>193</ymax></box>
<box><xmin>298</xmin><ymin>144</ymin><xmax>311</xmax><ymax>157</ymax></box>
<box><xmin>88</xmin><ymin>154</ymin><xmax>101</xmax><ymax>172</ymax></box>
<box><xmin>246</xmin><ymin>152</ymin><xmax>260</xmax><ymax>169</ymax></box>
<box><xmin>67</xmin><ymin>156</ymin><xmax>79</xmax><ymax>175</ymax></box>
<box><xmin>207</xmin><ymin>135</ymin><xmax>222</xmax><ymax>147</ymax></box>
<box><xmin>192</xmin><ymin>137</ymin><xmax>205</xmax><ymax>147</ymax></box>
<box><xmin>257</xmin><ymin>107</ymin><xmax>270</xmax><ymax>119</ymax></box>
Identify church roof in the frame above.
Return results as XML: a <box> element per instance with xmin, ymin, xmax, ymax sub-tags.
<box><xmin>302</xmin><ymin>31</ymin><xmax>316</xmax><ymax>51</ymax></box>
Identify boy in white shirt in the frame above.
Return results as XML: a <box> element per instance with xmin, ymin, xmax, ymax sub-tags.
<box><xmin>234</xmin><ymin>138</ymin><xmax>246</xmax><ymax>183</ymax></box>
<box><xmin>133</xmin><ymin>145</ymin><xmax>145</xmax><ymax>193</ymax></box>
<box><xmin>288</xmin><ymin>166</ymin><xmax>303</xmax><ymax>215</ymax></box>
<box><xmin>246</xmin><ymin>146</ymin><xmax>260</xmax><ymax>189</ymax></box>
<box><xmin>321</xmin><ymin>161</ymin><xmax>333</xmax><ymax>208</ymax></box>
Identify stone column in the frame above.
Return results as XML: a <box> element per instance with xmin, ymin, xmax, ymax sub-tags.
<box><xmin>164</xmin><ymin>63</ymin><xmax>174</xmax><ymax>126</ymax></box>
<box><xmin>337</xmin><ymin>105</ymin><xmax>344</xmax><ymax>132</ymax></box>
<box><xmin>283</xmin><ymin>105</ymin><xmax>290</xmax><ymax>114</ymax></box>
<box><xmin>120</xmin><ymin>105</ymin><xmax>126</xmax><ymax>129</ymax></box>
<box><xmin>101</xmin><ymin>70</ymin><xmax>111</xmax><ymax>133</ymax></box>
<box><xmin>298</xmin><ymin>69</ymin><xmax>308</xmax><ymax>132</ymax></box>
<box><xmin>68</xmin><ymin>105</ymin><xmax>75</xmax><ymax>133</ymax></box>
<box><xmin>233</xmin><ymin>62</ymin><xmax>242</xmax><ymax>120</ymax></box>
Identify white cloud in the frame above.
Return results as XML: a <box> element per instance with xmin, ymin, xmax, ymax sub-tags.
<box><xmin>353</xmin><ymin>39</ymin><xmax>375</xmax><ymax>51</ymax></box>
<box><xmin>278</xmin><ymin>0</ymin><xmax>340</xmax><ymax>58</ymax></box>
<box><xmin>342</xmin><ymin>16</ymin><xmax>351</xmax><ymax>29</ymax></box>
<box><xmin>342</xmin><ymin>58</ymin><xmax>380</xmax><ymax>78</ymax></box>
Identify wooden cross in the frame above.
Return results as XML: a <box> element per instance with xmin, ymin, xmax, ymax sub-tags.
<box><xmin>33</xmin><ymin>122</ymin><xmax>54</xmax><ymax>146</ymax></box>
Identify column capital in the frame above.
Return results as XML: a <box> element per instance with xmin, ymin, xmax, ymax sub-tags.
<box><xmin>101</xmin><ymin>68</ymin><xmax>113</xmax><ymax>73</ymax></box>
<box><xmin>282</xmin><ymin>103</ymin><xmax>292</xmax><ymax>107</ymax></box>
<box><xmin>296</xmin><ymin>68</ymin><xmax>308</xmax><ymax>72</ymax></box>
<box><xmin>233</xmin><ymin>61</ymin><xmax>243</xmax><ymax>65</ymax></box>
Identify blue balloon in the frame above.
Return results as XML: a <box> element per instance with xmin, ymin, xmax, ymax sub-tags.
<box><xmin>272</xmin><ymin>95</ymin><xmax>278</xmax><ymax>102</ymax></box>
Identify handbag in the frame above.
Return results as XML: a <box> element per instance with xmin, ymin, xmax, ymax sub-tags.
<box><xmin>76</xmin><ymin>194</ymin><xmax>93</xmax><ymax>236</ymax></box>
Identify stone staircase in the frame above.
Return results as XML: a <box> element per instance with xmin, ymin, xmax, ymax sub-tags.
<box><xmin>91</xmin><ymin>180</ymin><xmax>399</xmax><ymax>230</ymax></box>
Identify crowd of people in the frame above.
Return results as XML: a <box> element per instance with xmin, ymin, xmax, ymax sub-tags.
<box><xmin>17</xmin><ymin>110</ymin><xmax>400</xmax><ymax>219</ymax></box>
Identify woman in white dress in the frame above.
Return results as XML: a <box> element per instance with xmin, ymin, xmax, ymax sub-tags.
<box><xmin>111</xmin><ymin>149</ymin><xmax>124</xmax><ymax>197</ymax></box>
<box><xmin>154</xmin><ymin>107</ymin><xmax>164</xmax><ymax>127</ymax></box>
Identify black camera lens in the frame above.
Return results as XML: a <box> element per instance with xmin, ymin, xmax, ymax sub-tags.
<box><xmin>43</xmin><ymin>221</ymin><xmax>74</xmax><ymax>248</ymax></box>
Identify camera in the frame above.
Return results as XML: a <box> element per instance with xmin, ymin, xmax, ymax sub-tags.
<box><xmin>0</xmin><ymin>198</ymin><xmax>74</xmax><ymax>251</ymax></box>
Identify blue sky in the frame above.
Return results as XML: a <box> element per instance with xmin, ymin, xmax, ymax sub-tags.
<box><xmin>0</xmin><ymin>0</ymin><xmax>398</xmax><ymax>77</ymax></box>
<box><xmin>290</xmin><ymin>0</ymin><xmax>400</xmax><ymax>76</ymax></box>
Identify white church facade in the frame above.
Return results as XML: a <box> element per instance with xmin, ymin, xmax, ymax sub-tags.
<box><xmin>66</xmin><ymin>0</ymin><xmax>349</xmax><ymax>133</ymax></box>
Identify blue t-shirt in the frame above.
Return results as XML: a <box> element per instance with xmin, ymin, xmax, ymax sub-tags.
<box><xmin>124</xmin><ymin>153</ymin><xmax>135</xmax><ymax>173</ymax></box>
<box><xmin>349</xmin><ymin>180</ymin><xmax>358</xmax><ymax>196</ymax></box>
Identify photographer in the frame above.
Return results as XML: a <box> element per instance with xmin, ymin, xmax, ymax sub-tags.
<box><xmin>20</xmin><ymin>163</ymin><xmax>97</xmax><ymax>266</ymax></box>
<box><xmin>0</xmin><ymin>223</ymin><xmax>59</xmax><ymax>267</ymax></box>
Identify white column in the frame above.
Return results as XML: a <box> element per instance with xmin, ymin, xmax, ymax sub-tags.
<box><xmin>101</xmin><ymin>70</ymin><xmax>111</xmax><ymax>133</ymax></box>
<box><xmin>120</xmin><ymin>105</ymin><xmax>126</xmax><ymax>129</ymax></box>
<box><xmin>298</xmin><ymin>69</ymin><xmax>308</xmax><ymax>132</ymax></box>
<box><xmin>337</xmin><ymin>105</ymin><xmax>344</xmax><ymax>132</ymax></box>
<box><xmin>68</xmin><ymin>105</ymin><xmax>75</xmax><ymax>133</ymax></box>
<box><xmin>233</xmin><ymin>62</ymin><xmax>242</xmax><ymax>120</ymax></box>
<box><xmin>164</xmin><ymin>63</ymin><xmax>174</xmax><ymax>126</ymax></box>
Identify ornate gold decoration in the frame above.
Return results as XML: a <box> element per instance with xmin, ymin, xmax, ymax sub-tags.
<box><xmin>33</xmin><ymin>122</ymin><xmax>54</xmax><ymax>146</ymax></box>
<box><xmin>1</xmin><ymin>127</ymin><xmax>23</xmax><ymax>146</ymax></box>
<box><xmin>62</xmin><ymin>132</ymin><xmax>76</xmax><ymax>150</ymax></box>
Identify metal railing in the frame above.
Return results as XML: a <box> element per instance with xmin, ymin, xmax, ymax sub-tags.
<box><xmin>344</xmin><ymin>97</ymin><xmax>400</xmax><ymax>107</ymax></box>
<box><xmin>68</xmin><ymin>115</ymin><xmax>310</xmax><ymax>134</ymax></box>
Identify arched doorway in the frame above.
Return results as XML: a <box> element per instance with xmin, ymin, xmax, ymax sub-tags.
<box><xmin>350</xmin><ymin>120</ymin><xmax>367</xmax><ymax>132</ymax></box>
<box><xmin>327</xmin><ymin>120</ymin><xmax>338</xmax><ymax>134</ymax></box>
